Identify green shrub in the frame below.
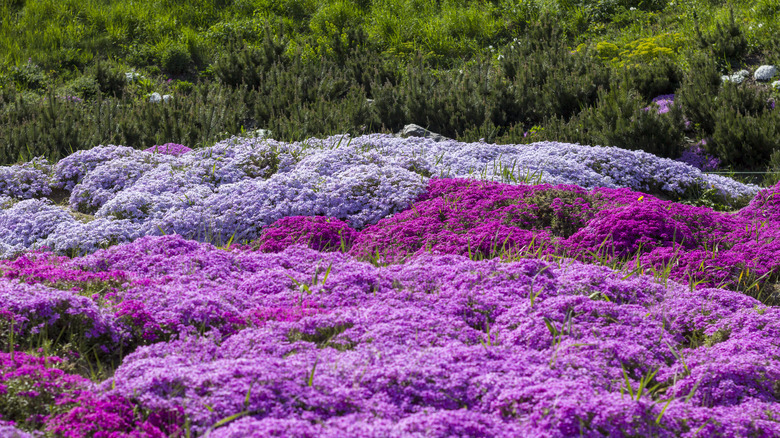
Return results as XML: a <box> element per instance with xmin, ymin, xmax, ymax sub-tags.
<box><xmin>621</xmin><ymin>57</ymin><xmax>682</xmax><ymax>101</ymax></box>
<box><xmin>67</xmin><ymin>75</ymin><xmax>100</xmax><ymax>100</ymax></box>
<box><xmin>9</xmin><ymin>60</ymin><xmax>47</xmax><ymax>91</ymax></box>
<box><xmin>309</xmin><ymin>0</ymin><xmax>364</xmax><ymax>36</ymax></box>
<box><xmin>755</xmin><ymin>0</ymin><xmax>780</xmax><ymax>19</ymax></box>
<box><xmin>0</xmin><ymin>84</ymin><xmax>250</xmax><ymax>165</ymax></box>
<box><xmin>765</xmin><ymin>149</ymin><xmax>780</xmax><ymax>186</ymax></box>
<box><xmin>172</xmin><ymin>80</ymin><xmax>195</xmax><ymax>95</ymax></box>
<box><xmin>92</xmin><ymin>60</ymin><xmax>127</xmax><ymax>97</ymax></box>
<box><xmin>160</xmin><ymin>44</ymin><xmax>193</xmax><ymax>75</ymax></box>
<box><xmin>676</xmin><ymin>52</ymin><xmax>721</xmax><ymax>135</ymax></box>
<box><xmin>710</xmin><ymin>107</ymin><xmax>780</xmax><ymax>170</ymax></box>
<box><xmin>579</xmin><ymin>0</ymin><xmax>666</xmax><ymax>25</ymax></box>
<box><xmin>537</xmin><ymin>84</ymin><xmax>687</xmax><ymax>159</ymax></box>
<box><xmin>694</xmin><ymin>8</ymin><xmax>749</xmax><ymax>65</ymax></box>
<box><xmin>212</xmin><ymin>23</ymin><xmax>289</xmax><ymax>88</ymax></box>
<box><xmin>677</xmin><ymin>57</ymin><xmax>777</xmax><ymax>170</ymax></box>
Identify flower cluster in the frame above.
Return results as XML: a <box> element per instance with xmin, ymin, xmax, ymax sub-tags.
<box><xmin>0</xmin><ymin>157</ymin><xmax>52</xmax><ymax>199</ymax></box>
<box><xmin>144</xmin><ymin>143</ymin><xmax>192</xmax><ymax>156</ymax></box>
<box><xmin>50</xmin><ymin>145</ymin><xmax>138</xmax><ymax>191</ymax></box>
<box><xmin>253</xmin><ymin>216</ymin><xmax>356</xmax><ymax>253</ymax></box>
<box><xmin>0</xmin><ymin>135</ymin><xmax>762</xmax><ymax>257</ymax></box>
<box><xmin>348</xmin><ymin>179</ymin><xmax>780</xmax><ymax>293</ymax></box>
<box><xmin>677</xmin><ymin>139</ymin><xmax>720</xmax><ymax>172</ymax></box>
<box><xmin>0</xmin><ymin>352</ymin><xmax>88</xmax><ymax>430</ymax></box>
<box><xmin>0</xmin><ymin>199</ymin><xmax>76</xmax><ymax>259</ymax></box>
<box><xmin>644</xmin><ymin>94</ymin><xmax>676</xmax><ymax>115</ymax></box>
<box><xmin>51</xmin><ymin>236</ymin><xmax>779</xmax><ymax>436</ymax></box>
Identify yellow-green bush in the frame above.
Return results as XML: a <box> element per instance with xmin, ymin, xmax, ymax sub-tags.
<box><xmin>593</xmin><ymin>33</ymin><xmax>684</xmax><ymax>67</ymax></box>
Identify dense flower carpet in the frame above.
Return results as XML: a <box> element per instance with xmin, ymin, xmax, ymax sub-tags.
<box><xmin>1</xmin><ymin>135</ymin><xmax>778</xmax><ymax>437</ymax></box>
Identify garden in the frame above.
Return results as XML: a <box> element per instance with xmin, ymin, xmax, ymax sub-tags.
<box><xmin>1</xmin><ymin>0</ymin><xmax>780</xmax><ymax>437</ymax></box>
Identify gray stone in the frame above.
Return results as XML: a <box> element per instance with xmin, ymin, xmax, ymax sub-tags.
<box><xmin>396</xmin><ymin>124</ymin><xmax>450</xmax><ymax>142</ymax></box>
<box><xmin>754</xmin><ymin>65</ymin><xmax>778</xmax><ymax>81</ymax></box>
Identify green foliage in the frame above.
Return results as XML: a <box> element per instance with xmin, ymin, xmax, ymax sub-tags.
<box><xmin>710</xmin><ymin>105</ymin><xmax>780</xmax><ymax>170</ymax></box>
<box><xmin>621</xmin><ymin>57</ymin><xmax>682</xmax><ymax>101</ymax></box>
<box><xmin>579</xmin><ymin>0</ymin><xmax>666</xmax><ymax>25</ymax></box>
<box><xmin>371</xmin><ymin>19</ymin><xmax>609</xmax><ymax>141</ymax></box>
<box><xmin>754</xmin><ymin>0</ymin><xmax>780</xmax><ymax>19</ymax></box>
<box><xmin>765</xmin><ymin>149</ymin><xmax>780</xmax><ymax>187</ymax></box>
<box><xmin>160</xmin><ymin>44</ymin><xmax>193</xmax><ymax>75</ymax></box>
<box><xmin>537</xmin><ymin>83</ymin><xmax>687</xmax><ymax>159</ymax></box>
<box><xmin>91</xmin><ymin>60</ymin><xmax>127</xmax><ymax>97</ymax></box>
<box><xmin>676</xmin><ymin>185</ymin><xmax>735</xmax><ymax>212</ymax></box>
<box><xmin>0</xmin><ymin>0</ymin><xmax>776</xmax><ymax>174</ymax></box>
<box><xmin>677</xmin><ymin>55</ymin><xmax>779</xmax><ymax>170</ymax></box>
<box><xmin>503</xmin><ymin>189</ymin><xmax>595</xmax><ymax>238</ymax></box>
<box><xmin>212</xmin><ymin>23</ymin><xmax>290</xmax><ymax>88</ymax></box>
<box><xmin>694</xmin><ymin>8</ymin><xmax>749</xmax><ymax>65</ymax></box>
<box><xmin>0</xmin><ymin>84</ymin><xmax>250</xmax><ymax>165</ymax></box>
<box><xmin>676</xmin><ymin>52</ymin><xmax>721</xmax><ymax>134</ymax></box>
<box><xmin>66</xmin><ymin>75</ymin><xmax>100</xmax><ymax>100</ymax></box>
<box><xmin>8</xmin><ymin>60</ymin><xmax>47</xmax><ymax>91</ymax></box>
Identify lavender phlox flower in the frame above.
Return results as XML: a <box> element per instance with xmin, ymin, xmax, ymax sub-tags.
<box><xmin>0</xmin><ymin>278</ymin><xmax>119</xmax><ymax>344</ymax></box>
<box><xmin>0</xmin><ymin>235</ymin><xmax>767</xmax><ymax>435</ymax></box>
<box><xmin>144</xmin><ymin>143</ymin><xmax>192</xmax><ymax>156</ymax></box>
<box><xmin>69</xmin><ymin>154</ymin><xmax>175</xmax><ymax>214</ymax></box>
<box><xmin>677</xmin><ymin>139</ymin><xmax>720</xmax><ymax>172</ymax></box>
<box><xmin>124</xmin><ymin>163</ymin><xmax>212</xmax><ymax>195</ymax></box>
<box><xmin>0</xmin><ymin>423</ymin><xmax>39</xmax><ymax>437</ymax></box>
<box><xmin>643</xmin><ymin>94</ymin><xmax>676</xmax><ymax>115</ymax></box>
<box><xmin>0</xmin><ymin>156</ymin><xmax>53</xmax><ymax>199</ymax></box>
<box><xmin>178</xmin><ymin>136</ymin><xmax>303</xmax><ymax>186</ymax></box>
<box><xmin>40</xmin><ymin>218</ymin><xmax>145</xmax><ymax>257</ymax></box>
<box><xmin>50</xmin><ymin>145</ymin><xmax>138</xmax><ymax>191</ymax></box>
<box><xmin>0</xmin><ymin>195</ymin><xmax>13</xmax><ymax>209</ymax></box>
<box><xmin>0</xmin><ymin>199</ymin><xmax>76</xmax><ymax>257</ymax></box>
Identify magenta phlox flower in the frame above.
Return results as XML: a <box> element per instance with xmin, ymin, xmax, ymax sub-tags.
<box><xmin>254</xmin><ymin>216</ymin><xmax>356</xmax><ymax>253</ymax></box>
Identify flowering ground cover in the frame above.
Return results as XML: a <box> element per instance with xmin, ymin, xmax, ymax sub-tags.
<box><xmin>1</xmin><ymin>136</ymin><xmax>779</xmax><ymax>437</ymax></box>
<box><xmin>0</xmin><ymin>134</ymin><xmax>761</xmax><ymax>259</ymax></box>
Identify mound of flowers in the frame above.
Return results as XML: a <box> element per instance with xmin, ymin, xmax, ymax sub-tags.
<box><xmin>1</xmin><ymin>235</ymin><xmax>779</xmax><ymax>436</ymax></box>
<box><xmin>339</xmin><ymin>178</ymin><xmax>777</xmax><ymax>296</ymax></box>
<box><xmin>1</xmin><ymin>136</ymin><xmax>779</xmax><ymax>436</ymax></box>
<box><xmin>0</xmin><ymin>135</ymin><xmax>760</xmax><ymax>258</ymax></box>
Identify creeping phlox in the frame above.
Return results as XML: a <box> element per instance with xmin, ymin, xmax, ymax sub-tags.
<box><xmin>0</xmin><ymin>135</ymin><xmax>760</xmax><ymax>258</ymax></box>
<box><xmin>0</xmin><ymin>235</ymin><xmax>778</xmax><ymax>436</ymax></box>
<box><xmin>0</xmin><ymin>136</ymin><xmax>777</xmax><ymax>436</ymax></box>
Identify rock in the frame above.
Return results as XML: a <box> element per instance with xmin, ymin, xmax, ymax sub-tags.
<box><xmin>754</xmin><ymin>65</ymin><xmax>778</xmax><ymax>81</ymax></box>
<box><xmin>149</xmin><ymin>92</ymin><xmax>162</xmax><ymax>103</ymax></box>
<box><xmin>396</xmin><ymin>124</ymin><xmax>450</xmax><ymax>142</ymax></box>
